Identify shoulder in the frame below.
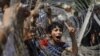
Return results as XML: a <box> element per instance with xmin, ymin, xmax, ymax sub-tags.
<box><xmin>60</xmin><ymin>42</ymin><xmax>69</xmax><ymax>48</ymax></box>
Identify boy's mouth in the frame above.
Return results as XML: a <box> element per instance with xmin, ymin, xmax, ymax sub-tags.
<box><xmin>56</xmin><ymin>36</ymin><xmax>61</xmax><ymax>39</ymax></box>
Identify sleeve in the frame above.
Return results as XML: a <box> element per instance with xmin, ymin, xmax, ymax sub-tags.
<box><xmin>39</xmin><ymin>39</ymin><xmax>48</xmax><ymax>47</ymax></box>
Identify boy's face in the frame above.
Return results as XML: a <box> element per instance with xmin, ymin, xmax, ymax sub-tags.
<box><xmin>51</xmin><ymin>26</ymin><xmax>63</xmax><ymax>42</ymax></box>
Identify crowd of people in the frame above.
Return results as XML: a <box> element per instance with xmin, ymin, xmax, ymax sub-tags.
<box><xmin>0</xmin><ymin>0</ymin><xmax>99</xmax><ymax>56</ymax></box>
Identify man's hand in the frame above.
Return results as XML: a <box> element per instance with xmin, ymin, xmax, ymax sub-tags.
<box><xmin>31</xmin><ymin>0</ymin><xmax>43</xmax><ymax>16</ymax></box>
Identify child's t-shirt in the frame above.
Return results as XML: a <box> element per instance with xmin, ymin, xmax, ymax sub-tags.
<box><xmin>39</xmin><ymin>39</ymin><xmax>69</xmax><ymax>56</ymax></box>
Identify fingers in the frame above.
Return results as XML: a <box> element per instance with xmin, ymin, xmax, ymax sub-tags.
<box><xmin>68</xmin><ymin>26</ymin><xmax>75</xmax><ymax>33</ymax></box>
<box><xmin>64</xmin><ymin>22</ymin><xmax>69</xmax><ymax>28</ymax></box>
<box><xmin>64</xmin><ymin>22</ymin><xmax>75</xmax><ymax>33</ymax></box>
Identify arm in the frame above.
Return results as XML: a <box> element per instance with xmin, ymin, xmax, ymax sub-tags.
<box><xmin>64</xmin><ymin>22</ymin><xmax>78</xmax><ymax>56</ymax></box>
<box><xmin>0</xmin><ymin>3</ymin><xmax>21</xmax><ymax>55</ymax></box>
<box><xmin>30</xmin><ymin>0</ymin><xmax>42</xmax><ymax>16</ymax></box>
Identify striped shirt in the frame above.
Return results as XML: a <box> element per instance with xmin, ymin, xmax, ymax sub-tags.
<box><xmin>40</xmin><ymin>39</ymin><xmax>69</xmax><ymax>56</ymax></box>
<box><xmin>46</xmin><ymin>42</ymin><xmax>69</xmax><ymax>56</ymax></box>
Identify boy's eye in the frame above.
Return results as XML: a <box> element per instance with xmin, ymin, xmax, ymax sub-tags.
<box><xmin>55</xmin><ymin>29</ymin><xmax>58</xmax><ymax>31</ymax></box>
<box><xmin>54</xmin><ymin>29</ymin><xmax>62</xmax><ymax>32</ymax></box>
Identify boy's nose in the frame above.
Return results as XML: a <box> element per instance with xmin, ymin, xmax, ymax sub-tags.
<box><xmin>57</xmin><ymin>31</ymin><xmax>62</xmax><ymax>34</ymax></box>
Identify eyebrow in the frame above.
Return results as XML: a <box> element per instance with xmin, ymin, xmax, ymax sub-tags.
<box><xmin>53</xmin><ymin>28</ymin><xmax>61</xmax><ymax>30</ymax></box>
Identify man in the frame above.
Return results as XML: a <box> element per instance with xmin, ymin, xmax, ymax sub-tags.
<box><xmin>23</xmin><ymin>0</ymin><xmax>44</xmax><ymax>56</ymax></box>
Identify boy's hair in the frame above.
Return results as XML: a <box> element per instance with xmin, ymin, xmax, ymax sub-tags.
<box><xmin>46</xmin><ymin>22</ymin><xmax>63</xmax><ymax>33</ymax></box>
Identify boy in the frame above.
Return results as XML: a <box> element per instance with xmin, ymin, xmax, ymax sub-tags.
<box><xmin>40</xmin><ymin>22</ymin><xmax>78</xmax><ymax>56</ymax></box>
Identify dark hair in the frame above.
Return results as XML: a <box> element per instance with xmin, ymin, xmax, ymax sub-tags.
<box><xmin>16</xmin><ymin>7</ymin><xmax>30</xmax><ymax>19</ymax></box>
<box><xmin>46</xmin><ymin>22</ymin><xmax>63</xmax><ymax>33</ymax></box>
<box><xmin>0</xmin><ymin>0</ymin><xmax>10</xmax><ymax>7</ymax></box>
<box><xmin>16</xmin><ymin>7</ymin><xmax>30</xmax><ymax>25</ymax></box>
<box><xmin>0</xmin><ymin>0</ymin><xmax>10</xmax><ymax>12</ymax></box>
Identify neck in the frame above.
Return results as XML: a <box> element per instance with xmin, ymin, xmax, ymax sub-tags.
<box><xmin>49</xmin><ymin>39</ymin><xmax>61</xmax><ymax>46</ymax></box>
